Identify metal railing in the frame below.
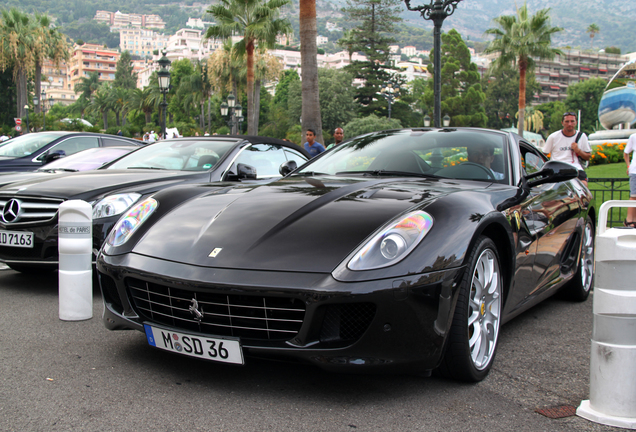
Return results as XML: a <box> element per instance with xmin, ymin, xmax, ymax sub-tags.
<box><xmin>588</xmin><ymin>178</ymin><xmax>631</xmax><ymax>227</ymax></box>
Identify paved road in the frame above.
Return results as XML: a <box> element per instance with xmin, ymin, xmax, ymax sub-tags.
<box><xmin>0</xmin><ymin>267</ymin><xmax>623</xmax><ymax>432</ymax></box>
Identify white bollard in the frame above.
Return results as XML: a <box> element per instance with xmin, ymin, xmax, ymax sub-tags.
<box><xmin>577</xmin><ymin>200</ymin><xmax>636</xmax><ymax>430</ymax></box>
<box><xmin>58</xmin><ymin>200</ymin><xmax>93</xmax><ymax>321</ymax></box>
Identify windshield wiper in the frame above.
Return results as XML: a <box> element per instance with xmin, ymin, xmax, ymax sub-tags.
<box><xmin>39</xmin><ymin>168</ymin><xmax>78</xmax><ymax>172</ymax></box>
<box><xmin>337</xmin><ymin>170</ymin><xmax>437</xmax><ymax>178</ymax></box>
<box><xmin>126</xmin><ymin>166</ymin><xmax>166</xmax><ymax>170</ymax></box>
<box><xmin>292</xmin><ymin>171</ymin><xmax>329</xmax><ymax>177</ymax></box>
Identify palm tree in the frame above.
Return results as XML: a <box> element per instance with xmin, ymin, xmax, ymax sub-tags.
<box><xmin>178</xmin><ymin>64</ymin><xmax>206</xmax><ymax>130</ymax></box>
<box><xmin>128</xmin><ymin>87</ymin><xmax>156</xmax><ymax>125</ymax></box>
<box><xmin>0</xmin><ymin>8</ymin><xmax>35</xmax><ymax>119</ymax></box>
<box><xmin>87</xmin><ymin>84</ymin><xmax>113</xmax><ymax>130</ymax></box>
<box><xmin>33</xmin><ymin>14</ymin><xmax>69</xmax><ymax>114</ymax></box>
<box><xmin>75</xmin><ymin>71</ymin><xmax>101</xmax><ymax>101</ymax></box>
<box><xmin>204</xmin><ymin>0</ymin><xmax>292</xmax><ymax>135</ymax></box>
<box><xmin>111</xmin><ymin>86</ymin><xmax>130</xmax><ymax>127</ymax></box>
<box><xmin>586</xmin><ymin>24</ymin><xmax>600</xmax><ymax>50</ymax></box>
<box><xmin>485</xmin><ymin>4</ymin><xmax>562</xmax><ymax>137</ymax></box>
<box><xmin>299</xmin><ymin>0</ymin><xmax>323</xmax><ymax>145</ymax></box>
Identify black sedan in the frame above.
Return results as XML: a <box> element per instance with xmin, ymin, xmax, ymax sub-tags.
<box><xmin>0</xmin><ymin>135</ymin><xmax>309</xmax><ymax>272</ymax></box>
<box><xmin>0</xmin><ymin>131</ymin><xmax>142</xmax><ymax>171</ymax></box>
<box><xmin>97</xmin><ymin>128</ymin><xmax>595</xmax><ymax>381</ymax></box>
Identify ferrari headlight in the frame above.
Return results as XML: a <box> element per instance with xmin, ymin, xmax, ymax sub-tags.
<box><xmin>107</xmin><ymin>197</ymin><xmax>157</xmax><ymax>247</ymax></box>
<box><xmin>348</xmin><ymin>211</ymin><xmax>433</xmax><ymax>270</ymax></box>
<box><xmin>92</xmin><ymin>193</ymin><xmax>141</xmax><ymax>219</ymax></box>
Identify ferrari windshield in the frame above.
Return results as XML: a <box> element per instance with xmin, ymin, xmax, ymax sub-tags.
<box><xmin>0</xmin><ymin>133</ymin><xmax>61</xmax><ymax>158</ymax></box>
<box><xmin>106</xmin><ymin>139</ymin><xmax>236</xmax><ymax>171</ymax></box>
<box><xmin>297</xmin><ymin>129</ymin><xmax>510</xmax><ymax>183</ymax></box>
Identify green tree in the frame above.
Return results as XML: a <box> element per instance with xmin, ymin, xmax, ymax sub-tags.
<box><xmin>205</xmin><ymin>0</ymin><xmax>292</xmax><ymax>135</ymax></box>
<box><xmin>424</xmin><ymin>29</ymin><xmax>487</xmax><ymax>127</ymax></box>
<box><xmin>343</xmin><ymin>113</ymin><xmax>401</xmax><ymax>136</ymax></box>
<box><xmin>0</xmin><ymin>8</ymin><xmax>35</xmax><ymax>119</ymax></box>
<box><xmin>340</xmin><ymin>0</ymin><xmax>402</xmax><ymax>116</ymax></box>
<box><xmin>75</xmin><ymin>71</ymin><xmax>101</xmax><ymax>100</ymax></box>
<box><xmin>86</xmin><ymin>84</ymin><xmax>113</xmax><ymax>130</ymax></box>
<box><xmin>272</xmin><ymin>69</ymin><xmax>300</xmax><ymax>109</ymax></box>
<box><xmin>33</xmin><ymin>13</ymin><xmax>69</xmax><ymax>114</ymax></box>
<box><xmin>128</xmin><ymin>86</ymin><xmax>157</xmax><ymax>125</ymax></box>
<box><xmin>482</xmin><ymin>66</ymin><xmax>541</xmax><ymax>130</ymax></box>
<box><xmin>178</xmin><ymin>62</ymin><xmax>208</xmax><ymax>130</ymax></box>
<box><xmin>564</xmin><ymin>78</ymin><xmax>606</xmax><ymax>134</ymax></box>
<box><xmin>318</xmin><ymin>68</ymin><xmax>358</xmax><ymax>133</ymax></box>
<box><xmin>534</xmin><ymin>100</ymin><xmax>566</xmax><ymax>136</ymax></box>
<box><xmin>587</xmin><ymin>24</ymin><xmax>600</xmax><ymax>50</ymax></box>
<box><xmin>114</xmin><ymin>51</ymin><xmax>138</xmax><ymax>89</ymax></box>
<box><xmin>485</xmin><ymin>3</ymin><xmax>562</xmax><ymax>136</ymax></box>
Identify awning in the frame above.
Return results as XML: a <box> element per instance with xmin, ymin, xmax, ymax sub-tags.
<box><xmin>550</xmin><ymin>85</ymin><xmax>560</xmax><ymax>90</ymax></box>
<box><xmin>599</xmin><ymin>69</ymin><xmax>608</xmax><ymax>72</ymax></box>
<box><xmin>580</xmin><ymin>67</ymin><xmax>590</xmax><ymax>71</ymax></box>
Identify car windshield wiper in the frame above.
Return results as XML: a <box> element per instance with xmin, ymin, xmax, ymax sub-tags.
<box><xmin>292</xmin><ymin>171</ymin><xmax>329</xmax><ymax>177</ymax></box>
<box><xmin>336</xmin><ymin>170</ymin><xmax>437</xmax><ymax>178</ymax></box>
<box><xmin>126</xmin><ymin>166</ymin><xmax>166</xmax><ymax>170</ymax></box>
<box><xmin>38</xmin><ymin>168</ymin><xmax>79</xmax><ymax>172</ymax></box>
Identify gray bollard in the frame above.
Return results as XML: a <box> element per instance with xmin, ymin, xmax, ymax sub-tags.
<box><xmin>577</xmin><ymin>200</ymin><xmax>636</xmax><ymax>429</ymax></box>
<box><xmin>58</xmin><ymin>200</ymin><xmax>93</xmax><ymax>321</ymax></box>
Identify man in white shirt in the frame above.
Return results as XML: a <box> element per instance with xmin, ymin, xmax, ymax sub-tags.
<box><xmin>623</xmin><ymin>133</ymin><xmax>636</xmax><ymax>227</ymax></box>
<box><xmin>543</xmin><ymin>112</ymin><xmax>591</xmax><ymax>186</ymax></box>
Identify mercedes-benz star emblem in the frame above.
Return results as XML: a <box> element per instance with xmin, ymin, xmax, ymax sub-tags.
<box><xmin>2</xmin><ymin>199</ymin><xmax>22</xmax><ymax>223</ymax></box>
<box><xmin>188</xmin><ymin>298</ymin><xmax>205</xmax><ymax>322</ymax></box>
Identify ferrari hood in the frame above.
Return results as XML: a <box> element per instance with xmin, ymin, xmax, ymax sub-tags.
<box><xmin>0</xmin><ymin>169</ymin><xmax>202</xmax><ymax>200</ymax></box>
<box><xmin>131</xmin><ymin>176</ymin><xmax>491</xmax><ymax>273</ymax></box>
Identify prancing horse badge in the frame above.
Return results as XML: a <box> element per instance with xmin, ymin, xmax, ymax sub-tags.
<box><xmin>209</xmin><ymin>248</ymin><xmax>222</xmax><ymax>258</ymax></box>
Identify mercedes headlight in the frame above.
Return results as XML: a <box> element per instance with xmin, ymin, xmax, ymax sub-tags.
<box><xmin>348</xmin><ymin>211</ymin><xmax>433</xmax><ymax>270</ymax></box>
<box><xmin>92</xmin><ymin>193</ymin><xmax>141</xmax><ymax>219</ymax></box>
<box><xmin>106</xmin><ymin>197</ymin><xmax>158</xmax><ymax>247</ymax></box>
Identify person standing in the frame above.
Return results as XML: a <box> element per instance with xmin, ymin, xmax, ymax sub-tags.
<box><xmin>624</xmin><ymin>132</ymin><xmax>636</xmax><ymax>227</ymax></box>
<box><xmin>326</xmin><ymin>127</ymin><xmax>344</xmax><ymax>150</ymax></box>
<box><xmin>303</xmin><ymin>129</ymin><xmax>325</xmax><ymax>158</ymax></box>
<box><xmin>543</xmin><ymin>112</ymin><xmax>591</xmax><ymax>186</ymax></box>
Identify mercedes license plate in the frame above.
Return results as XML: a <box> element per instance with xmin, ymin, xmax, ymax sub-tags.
<box><xmin>144</xmin><ymin>324</ymin><xmax>244</xmax><ymax>365</ymax></box>
<box><xmin>0</xmin><ymin>230</ymin><xmax>33</xmax><ymax>248</ymax></box>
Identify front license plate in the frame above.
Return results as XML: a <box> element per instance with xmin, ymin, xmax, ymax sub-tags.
<box><xmin>144</xmin><ymin>324</ymin><xmax>244</xmax><ymax>365</ymax></box>
<box><xmin>0</xmin><ymin>230</ymin><xmax>34</xmax><ymax>248</ymax></box>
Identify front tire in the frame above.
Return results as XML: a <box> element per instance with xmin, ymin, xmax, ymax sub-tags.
<box><xmin>438</xmin><ymin>236</ymin><xmax>502</xmax><ymax>382</ymax></box>
<box><xmin>562</xmin><ymin>216</ymin><xmax>594</xmax><ymax>302</ymax></box>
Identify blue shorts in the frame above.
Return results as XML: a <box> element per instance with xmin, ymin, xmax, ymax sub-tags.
<box><xmin>630</xmin><ymin>175</ymin><xmax>636</xmax><ymax>197</ymax></box>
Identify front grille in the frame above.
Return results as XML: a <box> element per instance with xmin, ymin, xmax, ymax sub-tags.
<box><xmin>0</xmin><ymin>196</ymin><xmax>62</xmax><ymax>224</ymax></box>
<box><xmin>127</xmin><ymin>278</ymin><xmax>306</xmax><ymax>341</ymax></box>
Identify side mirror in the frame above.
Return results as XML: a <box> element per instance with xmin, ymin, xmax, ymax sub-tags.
<box><xmin>279</xmin><ymin>160</ymin><xmax>298</xmax><ymax>177</ymax></box>
<box><xmin>43</xmin><ymin>150</ymin><xmax>66</xmax><ymax>165</ymax></box>
<box><xmin>525</xmin><ymin>160</ymin><xmax>578</xmax><ymax>188</ymax></box>
<box><xmin>237</xmin><ymin>163</ymin><xmax>257</xmax><ymax>180</ymax></box>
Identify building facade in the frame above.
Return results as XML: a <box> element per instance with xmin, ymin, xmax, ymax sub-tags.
<box><xmin>120</xmin><ymin>27</ymin><xmax>170</xmax><ymax>58</ymax></box>
<box><xmin>67</xmin><ymin>44</ymin><xmax>120</xmax><ymax>93</ymax></box>
<box><xmin>94</xmin><ymin>10</ymin><xmax>166</xmax><ymax>29</ymax></box>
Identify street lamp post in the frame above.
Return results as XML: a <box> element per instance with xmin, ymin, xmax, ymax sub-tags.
<box><xmin>404</xmin><ymin>0</ymin><xmax>463</xmax><ymax>127</ymax></box>
<box><xmin>32</xmin><ymin>96</ymin><xmax>39</xmax><ymax>131</ymax></box>
<box><xmin>24</xmin><ymin>104</ymin><xmax>29</xmax><ymax>133</ymax></box>
<box><xmin>41</xmin><ymin>90</ymin><xmax>47</xmax><ymax>131</ymax></box>
<box><xmin>220</xmin><ymin>94</ymin><xmax>243</xmax><ymax>135</ymax></box>
<box><xmin>380</xmin><ymin>82</ymin><xmax>400</xmax><ymax>119</ymax></box>
<box><xmin>156</xmin><ymin>51</ymin><xmax>172</xmax><ymax>140</ymax></box>
<box><xmin>424</xmin><ymin>114</ymin><xmax>431</xmax><ymax>127</ymax></box>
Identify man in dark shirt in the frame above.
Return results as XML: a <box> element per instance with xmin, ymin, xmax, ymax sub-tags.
<box><xmin>303</xmin><ymin>129</ymin><xmax>325</xmax><ymax>158</ymax></box>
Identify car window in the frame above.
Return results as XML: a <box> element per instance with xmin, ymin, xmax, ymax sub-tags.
<box><xmin>519</xmin><ymin>142</ymin><xmax>546</xmax><ymax>175</ymax></box>
<box><xmin>106</xmin><ymin>139</ymin><xmax>236</xmax><ymax>171</ymax></box>
<box><xmin>234</xmin><ymin>144</ymin><xmax>289</xmax><ymax>178</ymax></box>
<box><xmin>284</xmin><ymin>148</ymin><xmax>309</xmax><ymax>165</ymax></box>
<box><xmin>40</xmin><ymin>147</ymin><xmax>135</xmax><ymax>171</ymax></box>
<box><xmin>38</xmin><ymin>137</ymin><xmax>99</xmax><ymax>161</ymax></box>
<box><xmin>101</xmin><ymin>137</ymin><xmax>138</xmax><ymax>147</ymax></box>
<box><xmin>298</xmin><ymin>129</ymin><xmax>509</xmax><ymax>183</ymax></box>
<box><xmin>0</xmin><ymin>133</ymin><xmax>61</xmax><ymax>157</ymax></box>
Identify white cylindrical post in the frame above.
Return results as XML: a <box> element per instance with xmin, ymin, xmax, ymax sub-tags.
<box><xmin>58</xmin><ymin>200</ymin><xmax>93</xmax><ymax>321</ymax></box>
<box><xmin>577</xmin><ymin>200</ymin><xmax>636</xmax><ymax>429</ymax></box>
